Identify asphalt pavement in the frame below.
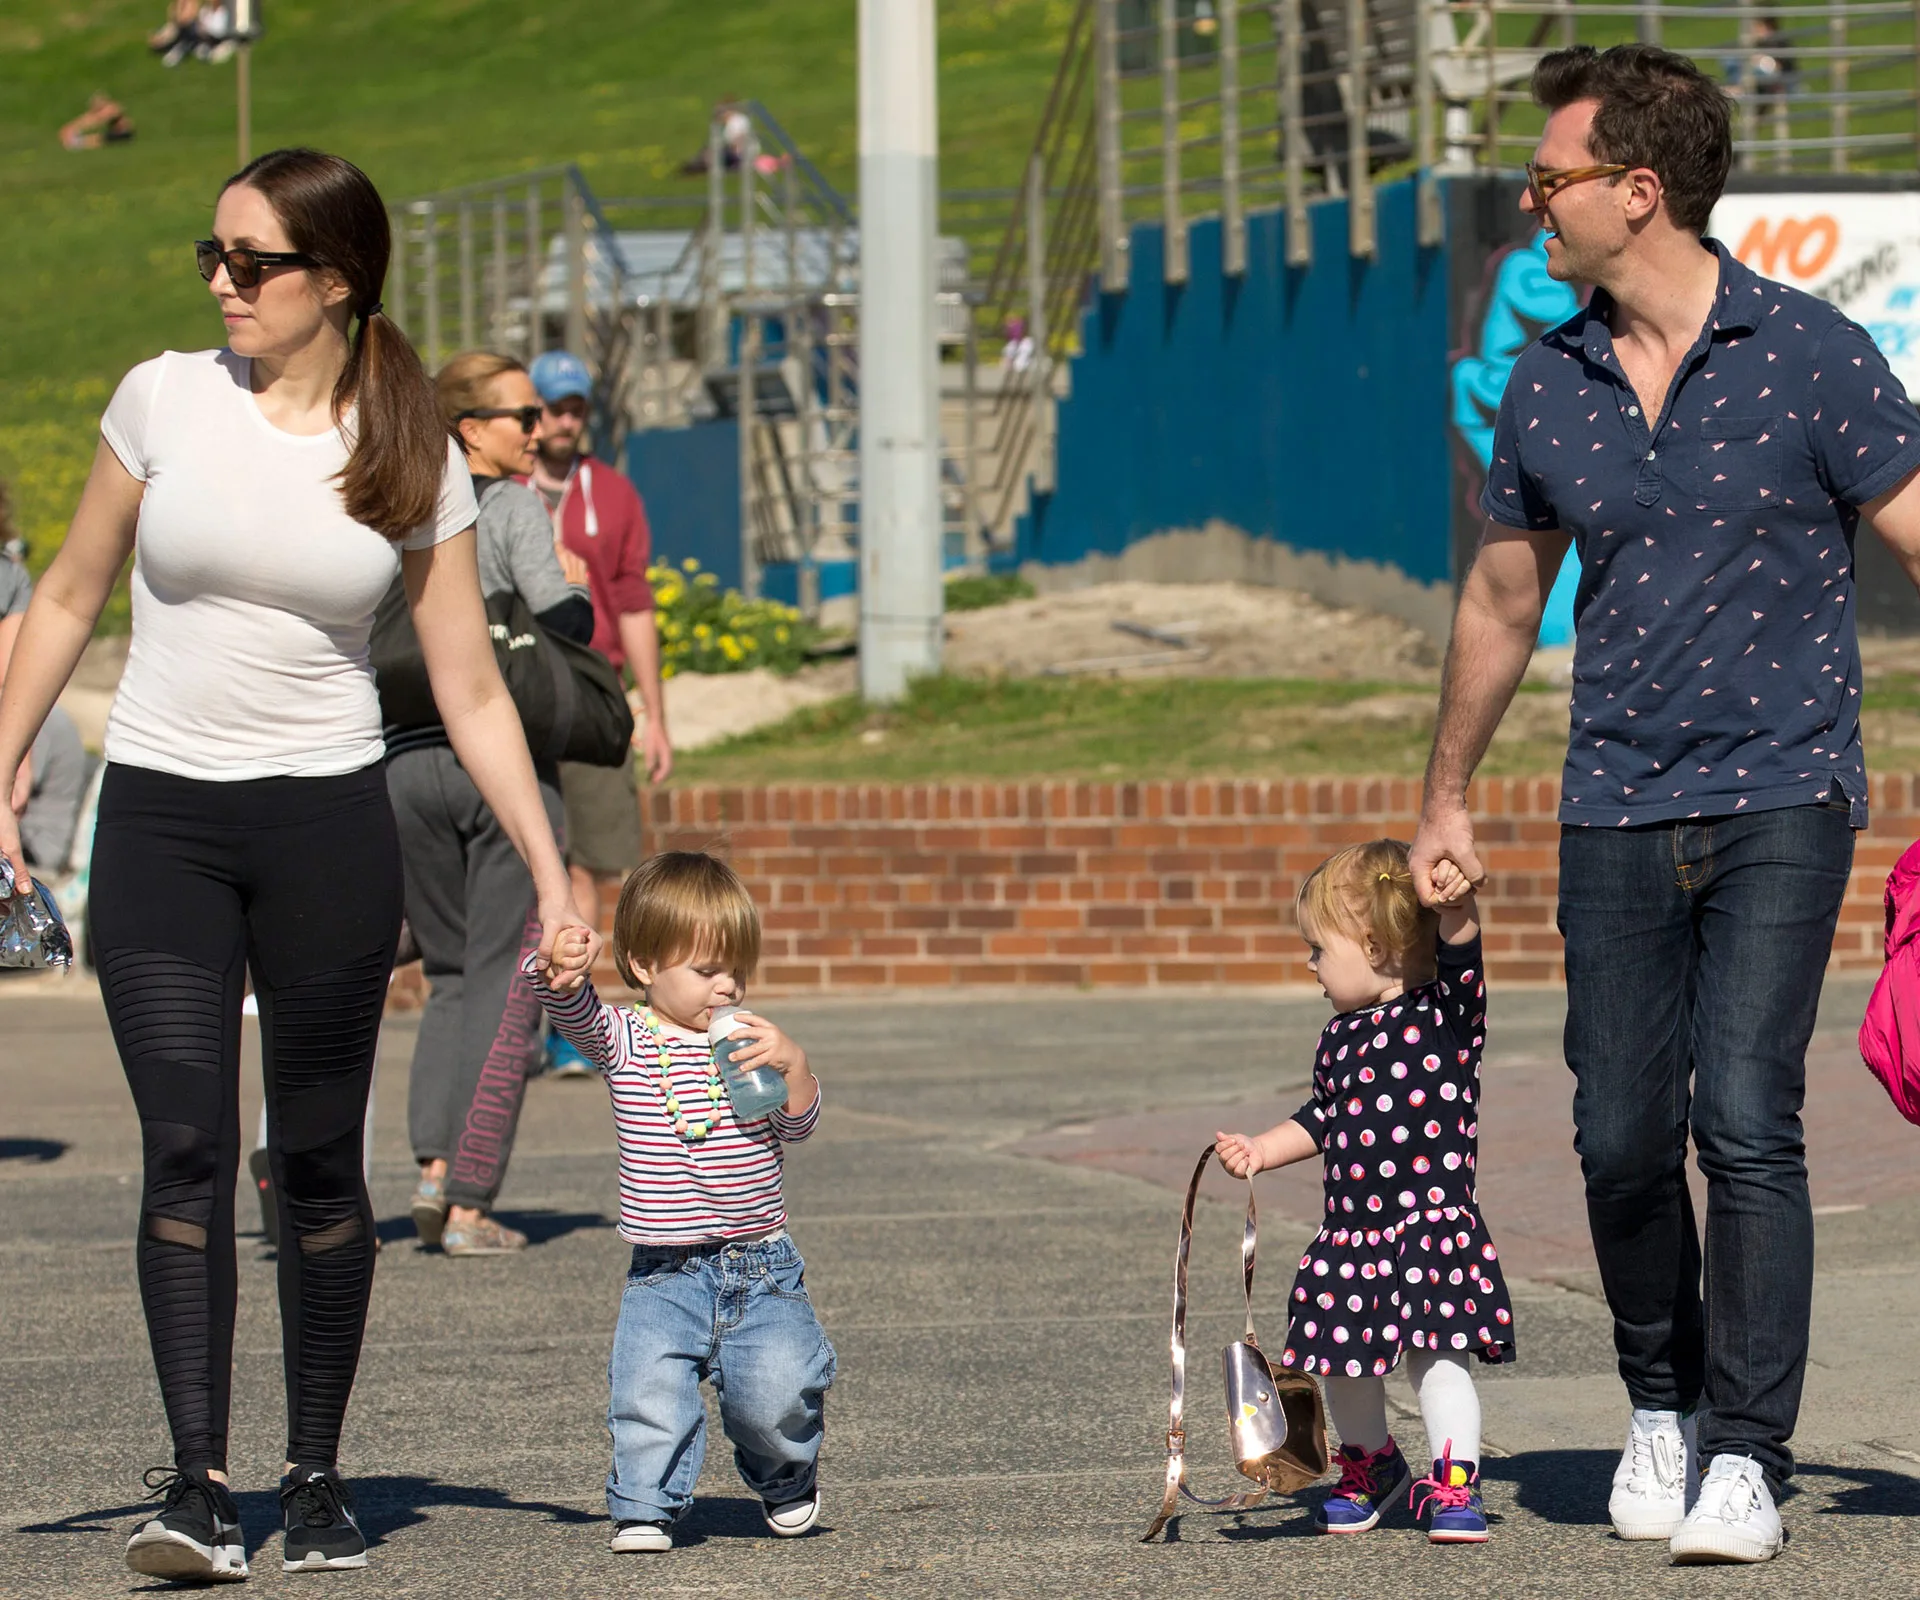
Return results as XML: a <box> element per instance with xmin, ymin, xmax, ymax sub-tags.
<box><xmin>4</xmin><ymin>973</ymin><xmax>1920</xmax><ymax>1598</ymax></box>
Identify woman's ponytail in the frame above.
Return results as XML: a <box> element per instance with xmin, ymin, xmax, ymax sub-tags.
<box><xmin>223</xmin><ymin>148</ymin><xmax>448</xmax><ymax>542</ymax></box>
<box><xmin>337</xmin><ymin>307</ymin><xmax>445</xmax><ymax>539</ymax></box>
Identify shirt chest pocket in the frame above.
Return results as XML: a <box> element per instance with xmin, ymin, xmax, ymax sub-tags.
<box><xmin>1686</xmin><ymin>414</ymin><xmax>1783</xmax><ymax>510</ymax></box>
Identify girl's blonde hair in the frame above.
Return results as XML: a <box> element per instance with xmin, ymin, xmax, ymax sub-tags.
<box><xmin>1296</xmin><ymin>838</ymin><xmax>1437</xmax><ymax>963</ymax></box>
<box><xmin>612</xmin><ymin>851</ymin><xmax>761</xmax><ymax>990</ymax></box>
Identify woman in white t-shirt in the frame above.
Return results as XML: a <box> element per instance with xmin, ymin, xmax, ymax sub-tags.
<box><xmin>0</xmin><ymin>148</ymin><xmax>598</xmax><ymax>1584</ymax></box>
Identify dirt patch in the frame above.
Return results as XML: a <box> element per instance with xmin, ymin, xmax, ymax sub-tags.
<box><xmin>941</xmin><ymin>580</ymin><xmax>1441</xmax><ymax>682</ymax></box>
<box><xmin>659</xmin><ymin>659</ymin><xmax>856</xmax><ymax>752</ymax></box>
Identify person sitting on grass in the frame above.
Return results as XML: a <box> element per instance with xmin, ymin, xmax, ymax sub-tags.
<box><xmin>60</xmin><ymin>95</ymin><xmax>135</xmax><ymax>150</ymax></box>
<box><xmin>528</xmin><ymin>850</ymin><xmax>835</xmax><ymax>1553</ymax></box>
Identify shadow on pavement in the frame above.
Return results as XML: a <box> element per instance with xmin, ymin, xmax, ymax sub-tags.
<box><xmin>366</xmin><ymin>1209</ymin><xmax>613</xmax><ymax>1250</ymax></box>
<box><xmin>675</xmin><ymin>1494</ymin><xmax>826</xmax><ymax>1543</ymax></box>
<box><xmin>1146</xmin><ymin>1501</ymin><xmax>1318</xmax><ymax>1543</ymax></box>
<box><xmin>19</xmin><ymin>1476</ymin><xmax>600</xmax><ymax>1550</ymax></box>
<box><xmin>493</xmin><ymin>1209</ymin><xmax>614</xmax><ymax>1246</ymax></box>
<box><xmin>0</xmin><ymin>1138</ymin><xmax>66</xmax><ymax>1163</ymax></box>
<box><xmin>1799</xmin><ymin>1460</ymin><xmax>1920</xmax><ymax>1517</ymax></box>
<box><xmin>1480</xmin><ymin>1450</ymin><xmax>1613</xmax><ymax>1526</ymax></box>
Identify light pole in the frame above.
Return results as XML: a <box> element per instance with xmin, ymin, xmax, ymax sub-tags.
<box><xmin>857</xmin><ymin>0</ymin><xmax>943</xmax><ymax>703</ymax></box>
<box><xmin>234</xmin><ymin>0</ymin><xmax>262</xmax><ymax>167</ymax></box>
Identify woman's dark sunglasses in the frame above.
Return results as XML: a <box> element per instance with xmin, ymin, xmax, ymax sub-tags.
<box><xmin>196</xmin><ymin>240</ymin><xmax>320</xmax><ymax>289</ymax></box>
<box><xmin>455</xmin><ymin>406</ymin><xmax>543</xmax><ymax>433</ymax></box>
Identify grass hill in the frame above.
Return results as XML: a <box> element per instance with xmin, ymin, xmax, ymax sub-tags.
<box><xmin>0</xmin><ymin>0</ymin><xmax>1068</xmax><ymax>570</ymax></box>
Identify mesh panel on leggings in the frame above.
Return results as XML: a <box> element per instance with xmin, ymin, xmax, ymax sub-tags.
<box><xmin>146</xmin><ymin>1216</ymin><xmax>209</xmax><ymax>1250</ymax></box>
<box><xmin>98</xmin><ymin>946</ymin><xmax>240</xmax><ymax>1473</ymax></box>
<box><xmin>268</xmin><ymin>950</ymin><xmax>389</xmax><ymax>1467</ymax></box>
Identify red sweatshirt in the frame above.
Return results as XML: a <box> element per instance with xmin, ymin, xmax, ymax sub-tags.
<box><xmin>521</xmin><ymin>457</ymin><xmax>655</xmax><ymax>668</ymax></box>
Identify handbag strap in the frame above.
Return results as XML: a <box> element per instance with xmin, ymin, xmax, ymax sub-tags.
<box><xmin>1142</xmin><ymin>1143</ymin><xmax>1268</xmax><ymax>1542</ymax></box>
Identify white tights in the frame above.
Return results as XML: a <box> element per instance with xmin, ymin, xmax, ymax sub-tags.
<box><xmin>1323</xmin><ymin>1350</ymin><xmax>1481</xmax><ymax>1467</ymax></box>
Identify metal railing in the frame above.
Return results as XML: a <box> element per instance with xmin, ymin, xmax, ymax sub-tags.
<box><xmin>387</xmin><ymin>163</ymin><xmax>640</xmax><ymax>455</ymax></box>
<box><xmin>389</xmin><ymin>9</ymin><xmax>1920</xmax><ymax>576</ymax></box>
<box><xmin>970</xmin><ymin>0</ymin><xmax>1920</xmax><ymax>545</ymax></box>
<box><xmin>1091</xmin><ymin>0</ymin><xmax>1920</xmax><ymax>274</ymax></box>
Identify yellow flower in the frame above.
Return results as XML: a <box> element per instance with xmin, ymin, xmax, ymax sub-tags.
<box><xmin>720</xmin><ymin>635</ymin><xmax>744</xmax><ymax>662</ymax></box>
<box><xmin>774</xmin><ymin>626</ymin><xmax>790</xmax><ymax>643</ymax></box>
<box><xmin>695</xmin><ymin>572</ymin><xmax>718</xmax><ymax>588</ymax></box>
<box><xmin>661</xmin><ymin>663</ymin><xmax>677</xmax><ymax>679</ymax></box>
<box><xmin>682</xmin><ymin>557</ymin><xmax>700</xmax><ymax>572</ymax></box>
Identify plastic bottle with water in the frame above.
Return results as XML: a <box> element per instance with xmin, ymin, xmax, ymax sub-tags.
<box><xmin>708</xmin><ymin>1006</ymin><xmax>789</xmax><ymax>1121</ymax></box>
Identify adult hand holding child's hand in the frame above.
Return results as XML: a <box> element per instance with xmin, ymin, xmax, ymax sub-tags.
<box><xmin>1428</xmin><ymin>857</ymin><xmax>1474</xmax><ymax>907</ymax></box>
<box><xmin>544</xmin><ymin>925</ymin><xmax>595</xmax><ymax>993</ymax></box>
<box><xmin>1409</xmin><ymin>804</ymin><xmax>1485</xmax><ymax>908</ymax></box>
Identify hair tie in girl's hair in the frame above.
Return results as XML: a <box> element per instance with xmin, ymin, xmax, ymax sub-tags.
<box><xmin>1378</xmin><ymin>871</ymin><xmax>1392</xmax><ymax>882</ymax></box>
<box><xmin>363</xmin><ymin>301</ymin><xmax>383</xmax><ymax>319</ymax></box>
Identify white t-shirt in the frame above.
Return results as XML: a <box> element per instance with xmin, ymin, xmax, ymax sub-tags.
<box><xmin>98</xmin><ymin>349</ymin><xmax>477</xmax><ymax>780</ymax></box>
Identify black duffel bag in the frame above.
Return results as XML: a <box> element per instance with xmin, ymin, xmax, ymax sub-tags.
<box><xmin>370</xmin><ymin>576</ymin><xmax>634</xmax><ymax>768</ymax></box>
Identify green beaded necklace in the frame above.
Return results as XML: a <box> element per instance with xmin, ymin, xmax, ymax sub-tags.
<box><xmin>641</xmin><ymin>1006</ymin><xmax>727</xmax><ymax>1142</ymax></box>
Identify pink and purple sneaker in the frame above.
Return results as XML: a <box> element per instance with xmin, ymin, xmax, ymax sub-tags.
<box><xmin>1411</xmin><ymin>1446</ymin><xmax>1488</xmax><ymax>1543</ymax></box>
<box><xmin>1315</xmin><ymin>1438</ymin><xmax>1411</xmax><ymax>1533</ymax></box>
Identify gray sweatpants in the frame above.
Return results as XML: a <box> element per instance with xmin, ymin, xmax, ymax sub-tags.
<box><xmin>387</xmin><ymin>745</ymin><xmax>564</xmax><ymax>1212</ymax></box>
<box><xmin>23</xmin><ymin>705</ymin><xmax>88</xmax><ymax>872</ymax></box>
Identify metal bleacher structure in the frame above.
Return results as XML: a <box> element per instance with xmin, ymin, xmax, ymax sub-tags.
<box><xmin>385</xmin><ymin>4</ymin><xmax>1920</xmax><ymax>616</ymax></box>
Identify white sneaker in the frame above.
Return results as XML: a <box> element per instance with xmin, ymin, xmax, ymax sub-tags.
<box><xmin>763</xmin><ymin>1490</ymin><xmax>820</xmax><ymax>1536</ymax></box>
<box><xmin>609</xmin><ymin>1519</ymin><xmax>672</xmax><ymax>1552</ymax></box>
<box><xmin>1669</xmin><ymin>1454</ymin><xmax>1783</xmax><ymax>1564</ymax></box>
<box><xmin>1609</xmin><ymin>1408</ymin><xmax>1695</xmax><ymax>1540</ymax></box>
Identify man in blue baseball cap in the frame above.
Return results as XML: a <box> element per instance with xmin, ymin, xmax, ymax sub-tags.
<box><xmin>522</xmin><ymin>351</ymin><xmax>672</xmax><ymax>1074</ymax></box>
<box><xmin>530</xmin><ymin>349</ymin><xmax>593</xmax><ymax>409</ymax></box>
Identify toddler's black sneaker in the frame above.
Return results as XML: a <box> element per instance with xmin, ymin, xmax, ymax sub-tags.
<box><xmin>280</xmin><ymin>1465</ymin><xmax>367</xmax><ymax>1571</ymax></box>
<box><xmin>764</xmin><ymin>1489</ymin><xmax>821</xmax><ymax>1537</ymax></box>
<box><xmin>609</xmin><ymin>1519</ymin><xmax>673</xmax><ymax>1552</ymax></box>
<box><xmin>125</xmin><ymin>1466</ymin><xmax>249</xmax><ymax>1582</ymax></box>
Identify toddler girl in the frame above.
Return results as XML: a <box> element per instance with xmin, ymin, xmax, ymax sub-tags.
<box><xmin>1216</xmin><ymin>838</ymin><xmax>1514</xmax><ymax>1543</ymax></box>
<box><xmin>530</xmin><ymin>851</ymin><xmax>835</xmax><ymax>1553</ymax></box>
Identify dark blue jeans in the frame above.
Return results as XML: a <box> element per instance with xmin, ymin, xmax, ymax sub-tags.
<box><xmin>1558</xmin><ymin>801</ymin><xmax>1854</xmax><ymax>1488</ymax></box>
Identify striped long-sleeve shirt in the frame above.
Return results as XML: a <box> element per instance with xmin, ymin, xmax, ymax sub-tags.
<box><xmin>524</xmin><ymin>957</ymin><xmax>819</xmax><ymax>1245</ymax></box>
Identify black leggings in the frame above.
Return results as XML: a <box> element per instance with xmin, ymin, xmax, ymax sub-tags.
<box><xmin>91</xmin><ymin>762</ymin><xmax>403</xmax><ymax>1473</ymax></box>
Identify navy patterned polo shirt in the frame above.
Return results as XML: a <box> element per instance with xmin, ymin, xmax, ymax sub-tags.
<box><xmin>1483</xmin><ymin>239</ymin><xmax>1920</xmax><ymax>828</ymax></box>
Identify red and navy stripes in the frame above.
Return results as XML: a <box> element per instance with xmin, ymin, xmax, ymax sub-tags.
<box><xmin>525</xmin><ymin>959</ymin><xmax>818</xmax><ymax>1244</ymax></box>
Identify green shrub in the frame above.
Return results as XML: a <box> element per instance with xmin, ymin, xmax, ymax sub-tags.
<box><xmin>943</xmin><ymin>572</ymin><xmax>1036</xmax><ymax>612</ymax></box>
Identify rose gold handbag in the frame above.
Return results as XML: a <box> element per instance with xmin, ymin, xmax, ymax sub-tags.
<box><xmin>1142</xmin><ymin>1144</ymin><xmax>1331</xmax><ymax>1541</ymax></box>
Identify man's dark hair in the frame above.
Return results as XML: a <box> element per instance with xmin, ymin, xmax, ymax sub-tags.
<box><xmin>1532</xmin><ymin>44</ymin><xmax>1732</xmax><ymax>235</ymax></box>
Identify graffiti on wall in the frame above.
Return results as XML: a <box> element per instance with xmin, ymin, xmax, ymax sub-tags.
<box><xmin>1448</xmin><ymin>229</ymin><xmax>1583</xmax><ymax>644</ymax></box>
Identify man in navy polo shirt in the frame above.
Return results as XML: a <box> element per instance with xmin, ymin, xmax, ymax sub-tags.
<box><xmin>1410</xmin><ymin>44</ymin><xmax>1920</xmax><ymax>1565</ymax></box>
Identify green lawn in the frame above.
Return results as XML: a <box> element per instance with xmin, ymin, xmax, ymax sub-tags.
<box><xmin>670</xmin><ymin>667</ymin><xmax>1920</xmax><ymax>786</ymax></box>
<box><xmin>0</xmin><ymin>0</ymin><xmax>1069</xmax><ymax>584</ymax></box>
<box><xmin>671</xmin><ymin>673</ymin><xmax>1564</xmax><ymax>784</ymax></box>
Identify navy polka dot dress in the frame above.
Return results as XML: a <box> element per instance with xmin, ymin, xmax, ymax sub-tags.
<box><xmin>1279</xmin><ymin>934</ymin><xmax>1516</xmax><ymax>1379</ymax></box>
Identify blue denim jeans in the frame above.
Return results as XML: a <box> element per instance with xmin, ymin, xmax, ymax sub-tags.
<box><xmin>606</xmin><ymin>1233</ymin><xmax>836</xmax><ymax>1524</ymax></box>
<box><xmin>1558</xmin><ymin>800</ymin><xmax>1853</xmax><ymax>1488</ymax></box>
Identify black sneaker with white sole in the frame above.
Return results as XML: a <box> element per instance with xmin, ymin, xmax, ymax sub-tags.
<box><xmin>279</xmin><ymin>1465</ymin><xmax>367</xmax><ymax>1571</ymax></box>
<box><xmin>763</xmin><ymin>1489</ymin><xmax>820</xmax><ymax>1537</ymax></box>
<box><xmin>125</xmin><ymin>1467</ymin><xmax>249</xmax><ymax>1582</ymax></box>
<box><xmin>608</xmin><ymin>1519</ymin><xmax>673</xmax><ymax>1552</ymax></box>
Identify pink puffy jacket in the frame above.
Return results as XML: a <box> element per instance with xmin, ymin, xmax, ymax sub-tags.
<box><xmin>1860</xmin><ymin>837</ymin><xmax>1920</xmax><ymax>1125</ymax></box>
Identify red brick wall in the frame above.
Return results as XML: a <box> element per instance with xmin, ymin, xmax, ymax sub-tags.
<box><xmin>635</xmin><ymin>777</ymin><xmax>1915</xmax><ymax>991</ymax></box>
